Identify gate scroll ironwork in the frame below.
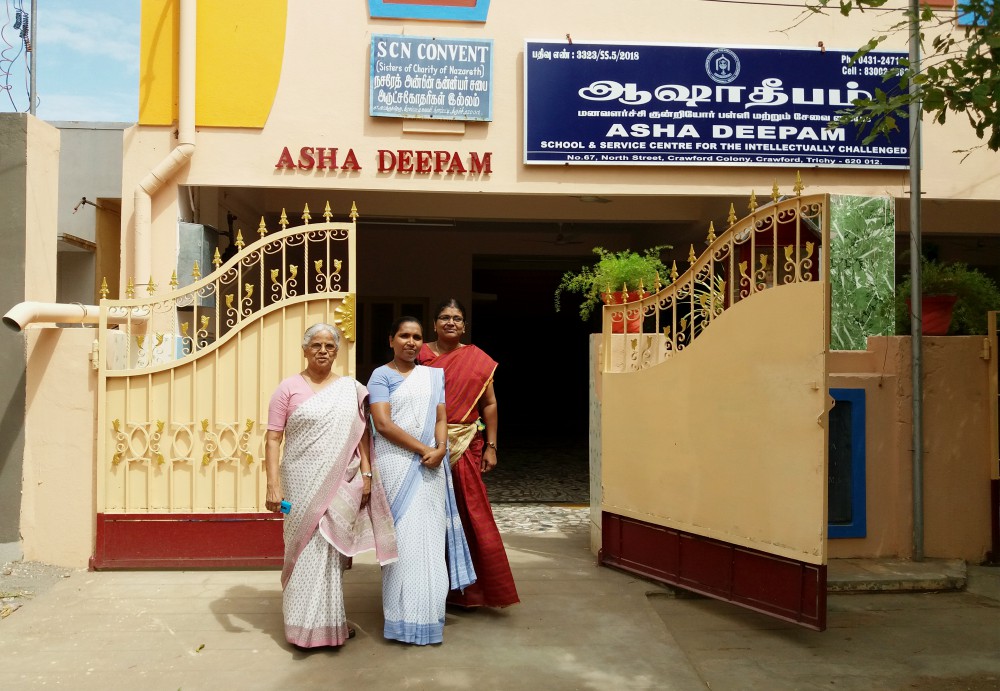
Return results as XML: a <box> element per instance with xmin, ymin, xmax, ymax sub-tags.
<box><xmin>603</xmin><ymin>181</ymin><xmax>827</xmax><ymax>373</ymax></box>
<box><xmin>93</xmin><ymin>203</ymin><xmax>359</xmax><ymax>568</ymax></box>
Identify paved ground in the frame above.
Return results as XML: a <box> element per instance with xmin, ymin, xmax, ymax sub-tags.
<box><xmin>2</xmin><ymin>509</ymin><xmax>999</xmax><ymax>691</ymax></box>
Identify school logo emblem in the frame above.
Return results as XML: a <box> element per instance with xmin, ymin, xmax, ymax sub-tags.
<box><xmin>705</xmin><ymin>48</ymin><xmax>740</xmax><ymax>84</ymax></box>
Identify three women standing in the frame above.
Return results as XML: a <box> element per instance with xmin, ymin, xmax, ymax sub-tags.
<box><xmin>368</xmin><ymin>316</ymin><xmax>476</xmax><ymax>645</ymax></box>
<box><xmin>265</xmin><ymin>323</ymin><xmax>398</xmax><ymax>649</ymax></box>
<box><xmin>418</xmin><ymin>299</ymin><xmax>520</xmax><ymax>609</ymax></box>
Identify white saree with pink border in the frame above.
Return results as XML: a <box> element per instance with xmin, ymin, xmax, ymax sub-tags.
<box><xmin>279</xmin><ymin>377</ymin><xmax>397</xmax><ymax>648</ymax></box>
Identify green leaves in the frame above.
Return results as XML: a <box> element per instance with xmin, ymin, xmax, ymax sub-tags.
<box><xmin>554</xmin><ymin>246</ymin><xmax>671</xmax><ymax>320</ymax></box>
<box><xmin>809</xmin><ymin>0</ymin><xmax>1000</xmax><ymax>153</ymax></box>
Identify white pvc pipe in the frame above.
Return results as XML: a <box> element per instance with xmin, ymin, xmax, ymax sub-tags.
<box><xmin>133</xmin><ymin>0</ymin><xmax>196</xmax><ymax>283</ymax></box>
<box><xmin>2</xmin><ymin>302</ymin><xmax>140</xmax><ymax>332</ymax></box>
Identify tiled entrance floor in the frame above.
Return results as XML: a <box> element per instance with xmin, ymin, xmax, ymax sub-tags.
<box><xmin>484</xmin><ymin>442</ymin><xmax>590</xmax><ymax>533</ymax></box>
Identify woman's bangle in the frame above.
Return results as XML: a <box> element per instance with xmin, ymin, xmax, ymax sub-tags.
<box><xmin>360</xmin><ymin>471</ymin><xmax>373</xmax><ymax>479</ymax></box>
<box><xmin>433</xmin><ymin>440</ymin><xmax>447</xmax><ymax>449</ymax></box>
<box><xmin>485</xmin><ymin>441</ymin><xmax>497</xmax><ymax>451</ymax></box>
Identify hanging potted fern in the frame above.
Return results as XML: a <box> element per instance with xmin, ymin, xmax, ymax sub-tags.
<box><xmin>554</xmin><ymin>246</ymin><xmax>670</xmax><ymax>332</ymax></box>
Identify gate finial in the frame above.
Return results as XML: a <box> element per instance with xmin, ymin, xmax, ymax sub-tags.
<box><xmin>126</xmin><ymin>277</ymin><xmax>135</xmax><ymax>299</ymax></box>
<box><xmin>350</xmin><ymin>202</ymin><xmax>359</xmax><ymax>221</ymax></box>
<box><xmin>235</xmin><ymin>229</ymin><xmax>245</xmax><ymax>250</ymax></box>
<box><xmin>279</xmin><ymin>208</ymin><xmax>289</xmax><ymax>229</ymax></box>
<box><xmin>748</xmin><ymin>191</ymin><xmax>758</xmax><ymax>213</ymax></box>
<box><xmin>146</xmin><ymin>276</ymin><xmax>157</xmax><ymax>295</ymax></box>
<box><xmin>706</xmin><ymin>221</ymin><xmax>716</xmax><ymax>244</ymax></box>
<box><xmin>727</xmin><ymin>203</ymin><xmax>737</xmax><ymax>228</ymax></box>
<box><xmin>192</xmin><ymin>261</ymin><xmax>201</xmax><ymax>280</ymax></box>
<box><xmin>794</xmin><ymin>171</ymin><xmax>804</xmax><ymax>196</ymax></box>
<box><xmin>670</xmin><ymin>261</ymin><xmax>678</xmax><ymax>282</ymax></box>
<box><xmin>258</xmin><ymin>216</ymin><xmax>268</xmax><ymax>237</ymax></box>
<box><xmin>323</xmin><ymin>201</ymin><xmax>333</xmax><ymax>222</ymax></box>
<box><xmin>688</xmin><ymin>244</ymin><xmax>696</xmax><ymax>265</ymax></box>
<box><xmin>302</xmin><ymin>203</ymin><xmax>312</xmax><ymax>225</ymax></box>
<box><xmin>213</xmin><ymin>247</ymin><xmax>222</xmax><ymax>269</ymax></box>
<box><xmin>100</xmin><ymin>277</ymin><xmax>109</xmax><ymax>299</ymax></box>
<box><xmin>771</xmin><ymin>180</ymin><xmax>780</xmax><ymax>203</ymax></box>
<box><xmin>169</xmin><ymin>270</ymin><xmax>179</xmax><ymax>290</ymax></box>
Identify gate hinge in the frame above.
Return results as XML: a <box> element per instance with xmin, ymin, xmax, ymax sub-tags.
<box><xmin>981</xmin><ymin>337</ymin><xmax>991</xmax><ymax>361</ymax></box>
<box><xmin>89</xmin><ymin>339</ymin><xmax>100</xmax><ymax>370</ymax></box>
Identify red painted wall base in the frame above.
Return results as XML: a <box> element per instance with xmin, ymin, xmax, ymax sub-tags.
<box><xmin>601</xmin><ymin>512</ymin><xmax>826</xmax><ymax>631</ymax></box>
<box><xmin>92</xmin><ymin>513</ymin><xmax>284</xmax><ymax>570</ymax></box>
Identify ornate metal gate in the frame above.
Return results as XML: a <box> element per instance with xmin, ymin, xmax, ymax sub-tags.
<box><xmin>599</xmin><ymin>183</ymin><xmax>831</xmax><ymax>630</ymax></box>
<box><xmin>93</xmin><ymin>204</ymin><xmax>358</xmax><ymax>568</ymax></box>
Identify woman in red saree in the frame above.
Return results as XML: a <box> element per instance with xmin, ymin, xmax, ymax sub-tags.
<box><xmin>417</xmin><ymin>298</ymin><xmax>519</xmax><ymax>609</ymax></box>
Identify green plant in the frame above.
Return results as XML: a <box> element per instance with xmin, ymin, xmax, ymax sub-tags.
<box><xmin>895</xmin><ymin>258</ymin><xmax>1000</xmax><ymax>335</ymax></box>
<box><xmin>554</xmin><ymin>246</ymin><xmax>670</xmax><ymax>320</ymax></box>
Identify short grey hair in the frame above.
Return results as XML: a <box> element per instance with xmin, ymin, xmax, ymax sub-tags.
<box><xmin>302</xmin><ymin>323</ymin><xmax>340</xmax><ymax>349</ymax></box>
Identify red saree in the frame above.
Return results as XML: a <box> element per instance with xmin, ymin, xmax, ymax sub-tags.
<box><xmin>417</xmin><ymin>343</ymin><xmax>519</xmax><ymax>608</ymax></box>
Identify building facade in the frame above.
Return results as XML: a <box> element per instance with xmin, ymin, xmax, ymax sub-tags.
<box><xmin>5</xmin><ymin>0</ymin><xmax>997</xmax><ymax>571</ymax></box>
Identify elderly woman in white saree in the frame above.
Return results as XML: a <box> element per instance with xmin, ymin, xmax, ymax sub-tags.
<box><xmin>368</xmin><ymin>316</ymin><xmax>475</xmax><ymax>645</ymax></box>
<box><xmin>265</xmin><ymin>323</ymin><xmax>397</xmax><ymax>649</ymax></box>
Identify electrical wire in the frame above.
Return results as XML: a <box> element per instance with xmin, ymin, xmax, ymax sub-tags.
<box><xmin>0</xmin><ymin>0</ymin><xmax>28</xmax><ymax>112</ymax></box>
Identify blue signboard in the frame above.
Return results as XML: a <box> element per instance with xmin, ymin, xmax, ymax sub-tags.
<box><xmin>371</xmin><ymin>35</ymin><xmax>493</xmax><ymax>121</ymax></box>
<box><xmin>525</xmin><ymin>41</ymin><xmax>909</xmax><ymax>168</ymax></box>
<box><xmin>368</xmin><ymin>0</ymin><xmax>491</xmax><ymax>22</ymax></box>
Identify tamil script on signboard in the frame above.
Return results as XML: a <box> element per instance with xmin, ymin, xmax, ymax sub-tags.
<box><xmin>371</xmin><ymin>34</ymin><xmax>493</xmax><ymax>121</ymax></box>
<box><xmin>524</xmin><ymin>41</ymin><xmax>909</xmax><ymax>168</ymax></box>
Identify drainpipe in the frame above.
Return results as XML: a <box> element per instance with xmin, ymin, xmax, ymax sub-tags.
<box><xmin>133</xmin><ymin>0</ymin><xmax>196</xmax><ymax>284</ymax></box>
<box><xmin>2</xmin><ymin>302</ymin><xmax>139</xmax><ymax>332</ymax></box>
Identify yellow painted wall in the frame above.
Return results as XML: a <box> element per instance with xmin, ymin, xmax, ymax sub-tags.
<box><xmin>139</xmin><ymin>0</ymin><xmax>286</xmax><ymax>127</ymax></box>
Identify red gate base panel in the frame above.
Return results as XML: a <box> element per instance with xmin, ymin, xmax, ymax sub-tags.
<box><xmin>91</xmin><ymin>513</ymin><xmax>284</xmax><ymax>570</ymax></box>
<box><xmin>601</xmin><ymin>511</ymin><xmax>827</xmax><ymax>631</ymax></box>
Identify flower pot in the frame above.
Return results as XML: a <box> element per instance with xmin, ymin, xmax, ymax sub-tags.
<box><xmin>603</xmin><ymin>290</ymin><xmax>648</xmax><ymax>333</ymax></box>
<box><xmin>906</xmin><ymin>294</ymin><xmax>957</xmax><ymax>335</ymax></box>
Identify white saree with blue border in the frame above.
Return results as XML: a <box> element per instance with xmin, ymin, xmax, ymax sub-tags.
<box><xmin>369</xmin><ymin>364</ymin><xmax>475</xmax><ymax>645</ymax></box>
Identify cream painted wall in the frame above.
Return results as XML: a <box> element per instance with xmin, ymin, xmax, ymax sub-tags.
<box><xmin>828</xmin><ymin>336</ymin><xmax>992</xmax><ymax>562</ymax></box>
<box><xmin>20</xmin><ymin>328</ymin><xmax>97</xmax><ymax>568</ymax></box>
<box><xmin>121</xmin><ymin>0</ymin><xmax>999</xmax><ymax>282</ymax></box>
<box><xmin>0</xmin><ymin>115</ymin><xmax>59</xmax><ymax>561</ymax></box>
<box><xmin>25</xmin><ymin>117</ymin><xmax>59</xmax><ymax>303</ymax></box>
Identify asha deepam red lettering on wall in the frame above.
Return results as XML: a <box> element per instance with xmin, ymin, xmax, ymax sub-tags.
<box><xmin>274</xmin><ymin>147</ymin><xmax>362</xmax><ymax>171</ymax></box>
<box><xmin>377</xmin><ymin>149</ymin><xmax>492</xmax><ymax>174</ymax></box>
<box><xmin>274</xmin><ymin>146</ymin><xmax>492</xmax><ymax>175</ymax></box>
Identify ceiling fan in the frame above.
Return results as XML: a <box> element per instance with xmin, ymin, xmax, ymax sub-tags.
<box><xmin>532</xmin><ymin>223</ymin><xmax>584</xmax><ymax>245</ymax></box>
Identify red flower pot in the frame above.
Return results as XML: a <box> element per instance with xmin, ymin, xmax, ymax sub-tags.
<box><xmin>906</xmin><ymin>294</ymin><xmax>957</xmax><ymax>335</ymax></box>
<box><xmin>603</xmin><ymin>290</ymin><xmax>649</xmax><ymax>333</ymax></box>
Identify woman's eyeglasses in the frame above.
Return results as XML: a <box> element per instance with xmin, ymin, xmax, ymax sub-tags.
<box><xmin>437</xmin><ymin>316</ymin><xmax>464</xmax><ymax>323</ymax></box>
<box><xmin>308</xmin><ymin>343</ymin><xmax>337</xmax><ymax>352</ymax></box>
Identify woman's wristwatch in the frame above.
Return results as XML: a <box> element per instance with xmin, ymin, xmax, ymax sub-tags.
<box><xmin>484</xmin><ymin>441</ymin><xmax>497</xmax><ymax>451</ymax></box>
<box><xmin>360</xmin><ymin>471</ymin><xmax>373</xmax><ymax>478</ymax></box>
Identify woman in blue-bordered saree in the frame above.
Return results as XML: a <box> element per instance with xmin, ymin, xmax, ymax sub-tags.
<box><xmin>368</xmin><ymin>317</ymin><xmax>475</xmax><ymax>645</ymax></box>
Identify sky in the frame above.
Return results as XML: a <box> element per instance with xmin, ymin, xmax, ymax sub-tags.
<box><xmin>1</xmin><ymin>0</ymin><xmax>140</xmax><ymax>122</ymax></box>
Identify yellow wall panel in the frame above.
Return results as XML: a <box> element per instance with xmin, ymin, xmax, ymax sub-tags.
<box><xmin>139</xmin><ymin>0</ymin><xmax>288</xmax><ymax>128</ymax></box>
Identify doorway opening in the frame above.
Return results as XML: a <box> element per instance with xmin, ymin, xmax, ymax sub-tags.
<box><xmin>472</xmin><ymin>256</ymin><xmax>596</xmax><ymax>505</ymax></box>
